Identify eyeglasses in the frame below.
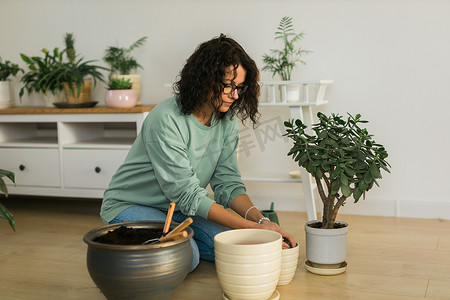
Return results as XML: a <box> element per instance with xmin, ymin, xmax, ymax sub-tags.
<box><xmin>220</xmin><ymin>82</ymin><xmax>248</xmax><ymax>96</ymax></box>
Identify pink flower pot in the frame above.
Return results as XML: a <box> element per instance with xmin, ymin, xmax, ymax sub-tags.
<box><xmin>105</xmin><ymin>89</ymin><xmax>137</xmax><ymax>108</ymax></box>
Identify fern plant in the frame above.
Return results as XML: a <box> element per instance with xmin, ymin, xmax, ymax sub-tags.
<box><xmin>103</xmin><ymin>37</ymin><xmax>148</xmax><ymax>75</ymax></box>
<box><xmin>262</xmin><ymin>16</ymin><xmax>311</xmax><ymax>81</ymax></box>
<box><xmin>0</xmin><ymin>169</ymin><xmax>15</xmax><ymax>230</ymax></box>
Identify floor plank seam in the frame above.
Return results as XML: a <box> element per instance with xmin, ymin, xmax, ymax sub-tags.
<box><xmin>424</xmin><ymin>279</ymin><xmax>430</xmax><ymax>298</ymax></box>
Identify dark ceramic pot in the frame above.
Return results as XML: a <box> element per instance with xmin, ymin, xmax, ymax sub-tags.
<box><xmin>83</xmin><ymin>221</ymin><xmax>193</xmax><ymax>300</ymax></box>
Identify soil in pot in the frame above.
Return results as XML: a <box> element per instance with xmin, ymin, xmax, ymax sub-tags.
<box><xmin>95</xmin><ymin>226</ymin><xmax>162</xmax><ymax>245</ymax></box>
<box><xmin>307</xmin><ymin>222</ymin><xmax>347</xmax><ymax>229</ymax></box>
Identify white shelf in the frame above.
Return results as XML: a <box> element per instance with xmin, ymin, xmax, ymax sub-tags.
<box><xmin>241</xmin><ymin>173</ymin><xmax>302</xmax><ymax>183</ymax></box>
<box><xmin>242</xmin><ymin>80</ymin><xmax>332</xmax><ymax>221</ymax></box>
<box><xmin>259</xmin><ymin>101</ymin><xmax>328</xmax><ymax>107</ymax></box>
<box><xmin>0</xmin><ymin>137</ymin><xmax>58</xmax><ymax>147</ymax></box>
<box><xmin>260</xmin><ymin>80</ymin><xmax>333</xmax><ymax>104</ymax></box>
<box><xmin>62</xmin><ymin>137</ymin><xmax>135</xmax><ymax>149</ymax></box>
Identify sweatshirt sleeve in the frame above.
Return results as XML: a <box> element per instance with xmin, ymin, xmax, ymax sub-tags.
<box><xmin>209</xmin><ymin>118</ymin><xmax>247</xmax><ymax>208</ymax></box>
<box><xmin>143</xmin><ymin>114</ymin><xmax>214</xmax><ymax>219</ymax></box>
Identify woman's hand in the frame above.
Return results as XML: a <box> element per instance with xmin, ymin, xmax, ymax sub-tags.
<box><xmin>257</xmin><ymin>219</ymin><xmax>296</xmax><ymax>249</ymax></box>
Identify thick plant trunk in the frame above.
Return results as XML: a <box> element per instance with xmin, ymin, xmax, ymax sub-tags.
<box><xmin>322</xmin><ymin>198</ymin><xmax>335</xmax><ymax>229</ymax></box>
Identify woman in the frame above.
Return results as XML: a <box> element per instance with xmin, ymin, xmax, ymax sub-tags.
<box><xmin>100</xmin><ymin>34</ymin><xmax>296</xmax><ymax>272</ymax></box>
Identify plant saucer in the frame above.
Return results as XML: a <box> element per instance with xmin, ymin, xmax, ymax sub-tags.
<box><xmin>304</xmin><ymin>260</ymin><xmax>347</xmax><ymax>275</ymax></box>
<box><xmin>223</xmin><ymin>290</ymin><xmax>280</xmax><ymax>300</ymax></box>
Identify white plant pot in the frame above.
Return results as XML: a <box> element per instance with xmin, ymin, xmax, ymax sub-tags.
<box><xmin>286</xmin><ymin>84</ymin><xmax>301</xmax><ymax>102</ymax></box>
<box><xmin>305</xmin><ymin>220</ymin><xmax>349</xmax><ymax>266</ymax></box>
<box><xmin>279</xmin><ymin>83</ymin><xmax>301</xmax><ymax>103</ymax></box>
<box><xmin>0</xmin><ymin>81</ymin><xmax>13</xmax><ymax>108</ymax></box>
<box><xmin>277</xmin><ymin>243</ymin><xmax>299</xmax><ymax>286</ymax></box>
<box><xmin>214</xmin><ymin>229</ymin><xmax>282</xmax><ymax>300</ymax></box>
<box><xmin>111</xmin><ymin>74</ymin><xmax>142</xmax><ymax>101</ymax></box>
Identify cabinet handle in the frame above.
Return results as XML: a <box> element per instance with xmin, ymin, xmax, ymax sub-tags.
<box><xmin>95</xmin><ymin>166</ymin><xmax>101</xmax><ymax>173</ymax></box>
<box><xmin>19</xmin><ymin>164</ymin><xmax>26</xmax><ymax>171</ymax></box>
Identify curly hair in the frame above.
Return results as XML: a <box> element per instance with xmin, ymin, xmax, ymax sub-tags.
<box><xmin>174</xmin><ymin>34</ymin><xmax>260</xmax><ymax>126</ymax></box>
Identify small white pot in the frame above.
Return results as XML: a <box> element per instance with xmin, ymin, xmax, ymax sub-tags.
<box><xmin>279</xmin><ymin>83</ymin><xmax>301</xmax><ymax>103</ymax></box>
<box><xmin>0</xmin><ymin>81</ymin><xmax>13</xmax><ymax>108</ymax></box>
<box><xmin>278</xmin><ymin>243</ymin><xmax>299</xmax><ymax>286</ymax></box>
<box><xmin>105</xmin><ymin>89</ymin><xmax>137</xmax><ymax>108</ymax></box>
<box><xmin>305</xmin><ymin>220</ymin><xmax>349</xmax><ymax>265</ymax></box>
<box><xmin>286</xmin><ymin>84</ymin><xmax>301</xmax><ymax>102</ymax></box>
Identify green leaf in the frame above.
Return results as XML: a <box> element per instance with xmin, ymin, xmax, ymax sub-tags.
<box><xmin>340</xmin><ymin>173</ymin><xmax>348</xmax><ymax>185</ymax></box>
<box><xmin>353</xmin><ymin>187</ymin><xmax>363</xmax><ymax>202</ymax></box>
<box><xmin>341</xmin><ymin>184</ymin><xmax>352</xmax><ymax>197</ymax></box>
<box><xmin>0</xmin><ymin>203</ymin><xmax>15</xmax><ymax>231</ymax></box>
<box><xmin>364</xmin><ymin>172</ymin><xmax>372</xmax><ymax>184</ymax></box>
<box><xmin>344</xmin><ymin>167</ymin><xmax>356</xmax><ymax>177</ymax></box>
<box><xmin>331</xmin><ymin>180</ymin><xmax>340</xmax><ymax>194</ymax></box>
<box><xmin>369</xmin><ymin>164</ymin><xmax>381</xmax><ymax>179</ymax></box>
<box><xmin>359</xmin><ymin>181</ymin><xmax>369</xmax><ymax>191</ymax></box>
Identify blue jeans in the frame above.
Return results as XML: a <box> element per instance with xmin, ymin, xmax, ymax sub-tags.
<box><xmin>109</xmin><ymin>205</ymin><xmax>230</xmax><ymax>272</ymax></box>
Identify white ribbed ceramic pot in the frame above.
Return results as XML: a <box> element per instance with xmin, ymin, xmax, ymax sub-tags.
<box><xmin>278</xmin><ymin>243</ymin><xmax>299</xmax><ymax>285</ymax></box>
<box><xmin>305</xmin><ymin>220</ymin><xmax>349</xmax><ymax>265</ymax></box>
<box><xmin>214</xmin><ymin>229</ymin><xmax>282</xmax><ymax>300</ymax></box>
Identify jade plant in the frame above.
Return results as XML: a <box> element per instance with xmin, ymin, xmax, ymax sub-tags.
<box><xmin>107</xmin><ymin>77</ymin><xmax>132</xmax><ymax>90</ymax></box>
<box><xmin>103</xmin><ymin>36</ymin><xmax>147</xmax><ymax>75</ymax></box>
<box><xmin>0</xmin><ymin>169</ymin><xmax>15</xmax><ymax>230</ymax></box>
<box><xmin>284</xmin><ymin>113</ymin><xmax>391</xmax><ymax>229</ymax></box>
<box><xmin>262</xmin><ymin>16</ymin><xmax>311</xmax><ymax>81</ymax></box>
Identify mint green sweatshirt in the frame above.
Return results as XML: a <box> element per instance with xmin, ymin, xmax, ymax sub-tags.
<box><xmin>100</xmin><ymin>96</ymin><xmax>247</xmax><ymax>223</ymax></box>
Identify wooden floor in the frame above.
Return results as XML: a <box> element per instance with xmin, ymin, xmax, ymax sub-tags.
<box><xmin>1</xmin><ymin>196</ymin><xmax>450</xmax><ymax>300</ymax></box>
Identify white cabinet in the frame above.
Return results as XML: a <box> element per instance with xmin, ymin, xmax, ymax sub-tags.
<box><xmin>62</xmin><ymin>149</ymin><xmax>129</xmax><ymax>189</ymax></box>
<box><xmin>0</xmin><ymin>106</ymin><xmax>154</xmax><ymax>198</ymax></box>
<box><xmin>1</xmin><ymin>148</ymin><xmax>60</xmax><ymax>187</ymax></box>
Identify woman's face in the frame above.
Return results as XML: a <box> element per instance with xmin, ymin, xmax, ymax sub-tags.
<box><xmin>217</xmin><ymin>64</ymin><xmax>247</xmax><ymax>113</ymax></box>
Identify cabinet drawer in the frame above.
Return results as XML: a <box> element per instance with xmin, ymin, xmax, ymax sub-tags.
<box><xmin>0</xmin><ymin>148</ymin><xmax>61</xmax><ymax>187</ymax></box>
<box><xmin>62</xmin><ymin>149</ymin><xmax>128</xmax><ymax>189</ymax></box>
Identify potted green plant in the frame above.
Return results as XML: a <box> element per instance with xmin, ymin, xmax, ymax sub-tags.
<box><xmin>0</xmin><ymin>169</ymin><xmax>15</xmax><ymax>230</ymax></box>
<box><xmin>284</xmin><ymin>112</ymin><xmax>391</xmax><ymax>274</ymax></box>
<box><xmin>262</xmin><ymin>16</ymin><xmax>311</xmax><ymax>102</ymax></box>
<box><xmin>103</xmin><ymin>36</ymin><xmax>147</xmax><ymax>100</ymax></box>
<box><xmin>46</xmin><ymin>33</ymin><xmax>107</xmax><ymax>104</ymax></box>
<box><xmin>105</xmin><ymin>77</ymin><xmax>136</xmax><ymax>108</ymax></box>
<box><xmin>0</xmin><ymin>57</ymin><xmax>23</xmax><ymax>108</ymax></box>
<box><xmin>19</xmin><ymin>48</ymin><xmax>66</xmax><ymax>106</ymax></box>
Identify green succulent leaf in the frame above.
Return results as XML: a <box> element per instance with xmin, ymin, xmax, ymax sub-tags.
<box><xmin>341</xmin><ymin>184</ymin><xmax>352</xmax><ymax>198</ymax></box>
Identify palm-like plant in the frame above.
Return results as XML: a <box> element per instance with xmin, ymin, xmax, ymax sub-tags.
<box><xmin>262</xmin><ymin>16</ymin><xmax>311</xmax><ymax>81</ymax></box>
<box><xmin>0</xmin><ymin>169</ymin><xmax>15</xmax><ymax>230</ymax></box>
<box><xmin>44</xmin><ymin>33</ymin><xmax>107</xmax><ymax>97</ymax></box>
<box><xmin>103</xmin><ymin>37</ymin><xmax>147</xmax><ymax>75</ymax></box>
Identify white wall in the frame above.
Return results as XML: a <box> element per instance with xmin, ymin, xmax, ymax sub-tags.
<box><xmin>2</xmin><ymin>0</ymin><xmax>449</xmax><ymax>219</ymax></box>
